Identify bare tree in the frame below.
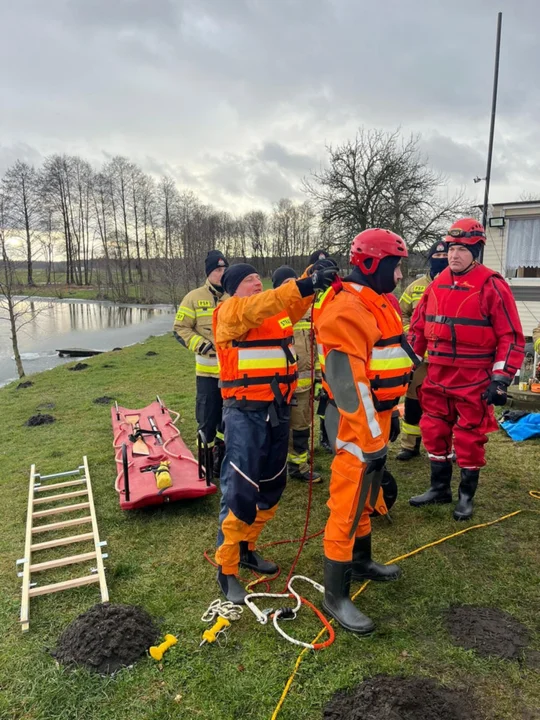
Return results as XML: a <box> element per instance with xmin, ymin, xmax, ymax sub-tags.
<box><xmin>0</xmin><ymin>191</ymin><xmax>46</xmax><ymax>378</ymax></box>
<box><xmin>2</xmin><ymin>161</ymin><xmax>41</xmax><ymax>286</ymax></box>
<box><xmin>304</xmin><ymin>127</ymin><xmax>471</xmax><ymax>253</ymax></box>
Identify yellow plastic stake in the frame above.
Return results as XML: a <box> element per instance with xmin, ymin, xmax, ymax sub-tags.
<box><xmin>200</xmin><ymin>616</ymin><xmax>230</xmax><ymax>646</ymax></box>
<box><xmin>149</xmin><ymin>633</ymin><xmax>178</xmax><ymax>661</ymax></box>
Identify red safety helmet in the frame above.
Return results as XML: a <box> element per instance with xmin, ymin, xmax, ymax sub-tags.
<box><xmin>445</xmin><ymin>218</ymin><xmax>486</xmax><ymax>245</ymax></box>
<box><xmin>350</xmin><ymin>228</ymin><xmax>408</xmax><ymax>274</ymax></box>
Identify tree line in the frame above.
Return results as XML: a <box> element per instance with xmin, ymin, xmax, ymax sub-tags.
<box><xmin>0</xmin><ymin>127</ymin><xmax>472</xmax><ymax>305</ymax></box>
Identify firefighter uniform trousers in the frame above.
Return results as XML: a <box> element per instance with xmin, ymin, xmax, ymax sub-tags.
<box><xmin>195</xmin><ymin>376</ymin><xmax>224</xmax><ymax>448</ymax></box>
<box><xmin>326</xmin><ymin>410</ymin><xmax>392</xmax><ymax>560</ymax></box>
<box><xmin>401</xmin><ymin>362</ymin><xmax>427</xmax><ymax>450</ymax></box>
<box><xmin>419</xmin><ymin>365</ymin><xmax>497</xmax><ymax>468</ymax></box>
<box><xmin>216</xmin><ymin>404</ymin><xmax>289</xmax><ymax>573</ymax></box>
<box><xmin>288</xmin><ymin>390</ymin><xmax>311</xmax><ymax>472</ymax></box>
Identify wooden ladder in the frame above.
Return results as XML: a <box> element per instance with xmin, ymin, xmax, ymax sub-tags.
<box><xmin>18</xmin><ymin>456</ymin><xmax>109</xmax><ymax>632</ymax></box>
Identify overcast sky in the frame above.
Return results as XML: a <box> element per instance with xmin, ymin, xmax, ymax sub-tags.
<box><xmin>1</xmin><ymin>0</ymin><xmax>539</xmax><ymax>213</ymax></box>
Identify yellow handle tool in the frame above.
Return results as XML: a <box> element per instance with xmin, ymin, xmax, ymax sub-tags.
<box><xmin>149</xmin><ymin>633</ymin><xmax>178</xmax><ymax>661</ymax></box>
<box><xmin>200</xmin><ymin>616</ymin><xmax>230</xmax><ymax>646</ymax></box>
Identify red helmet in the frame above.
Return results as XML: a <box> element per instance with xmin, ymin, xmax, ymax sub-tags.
<box><xmin>445</xmin><ymin>218</ymin><xmax>486</xmax><ymax>245</ymax></box>
<box><xmin>350</xmin><ymin>228</ymin><xmax>408</xmax><ymax>274</ymax></box>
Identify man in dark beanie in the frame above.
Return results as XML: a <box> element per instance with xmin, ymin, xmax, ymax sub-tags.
<box><xmin>409</xmin><ymin>219</ymin><xmax>525</xmax><ymax>521</ymax></box>
<box><xmin>213</xmin><ymin>261</ymin><xmax>337</xmax><ymax>603</ymax></box>
<box><xmin>272</xmin><ymin>266</ymin><xmax>322</xmax><ymax>484</ymax></box>
<box><xmin>173</xmin><ymin>249</ymin><xmax>229</xmax><ymax>475</ymax></box>
<box><xmin>397</xmin><ymin>239</ymin><xmax>448</xmax><ymax>461</ymax></box>
<box><xmin>309</xmin><ymin>249</ymin><xmax>331</xmax><ymax>265</ymax></box>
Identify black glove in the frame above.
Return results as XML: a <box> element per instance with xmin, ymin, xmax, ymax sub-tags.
<box><xmin>366</xmin><ymin>454</ymin><xmax>387</xmax><ymax>475</ymax></box>
<box><xmin>311</xmin><ymin>266</ymin><xmax>338</xmax><ymax>291</ymax></box>
<box><xmin>482</xmin><ymin>379</ymin><xmax>509</xmax><ymax>406</ymax></box>
<box><xmin>389</xmin><ymin>410</ymin><xmax>401</xmax><ymax>442</ymax></box>
<box><xmin>308</xmin><ymin>258</ymin><xmax>338</xmax><ymax>276</ymax></box>
<box><xmin>198</xmin><ymin>340</ymin><xmax>215</xmax><ymax>356</ymax></box>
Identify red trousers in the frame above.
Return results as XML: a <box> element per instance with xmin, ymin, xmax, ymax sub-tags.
<box><xmin>418</xmin><ymin>364</ymin><xmax>498</xmax><ymax>469</ymax></box>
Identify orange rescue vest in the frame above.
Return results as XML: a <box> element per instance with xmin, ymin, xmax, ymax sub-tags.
<box><xmin>215</xmin><ymin>305</ymin><xmax>298</xmax><ymax>406</ymax></box>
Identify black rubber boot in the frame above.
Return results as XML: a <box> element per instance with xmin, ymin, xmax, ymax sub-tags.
<box><xmin>409</xmin><ymin>460</ymin><xmax>453</xmax><ymax>507</ymax></box>
<box><xmin>216</xmin><ymin>568</ymin><xmax>248</xmax><ymax>604</ymax></box>
<box><xmin>351</xmin><ymin>534</ymin><xmax>402</xmax><ymax>582</ymax></box>
<box><xmin>319</xmin><ymin>421</ymin><xmax>333</xmax><ymax>454</ymax></box>
<box><xmin>322</xmin><ymin>557</ymin><xmax>375</xmax><ymax>634</ymax></box>
<box><xmin>453</xmin><ymin>469</ymin><xmax>479</xmax><ymax>521</ymax></box>
<box><xmin>213</xmin><ymin>443</ymin><xmax>225</xmax><ymax>477</ymax></box>
<box><xmin>239</xmin><ymin>541</ymin><xmax>279</xmax><ymax>575</ymax></box>
<box><xmin>396</xmin><ymin>437</ymin><xmax>421</xmax><ymax>461</ymax></box>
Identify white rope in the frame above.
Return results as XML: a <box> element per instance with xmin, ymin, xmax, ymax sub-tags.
<box><xmin>201</xmin><ymin>599</ymin><xmax>243</xmax><ymax>623</ymax></box>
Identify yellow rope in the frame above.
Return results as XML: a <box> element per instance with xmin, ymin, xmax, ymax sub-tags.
<box><xmin>270</xmin><ymin>499</ymin><xmax>539</xmax><ymax>720</ymax></box>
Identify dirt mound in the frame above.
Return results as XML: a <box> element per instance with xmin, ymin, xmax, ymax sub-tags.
<box><xmin>17</xmin><ymin>381</ymin><xmax>34</xmax><ymax>389</ymax></box>
<box><xmin>145</xmin><ymin>351</ymin><xmax>158</xmax><ymax>356</ymax></box>
<box><xmin>323</xmin><ymin>675</ymin><xmax>475</xmax><ymax>720</ymax></box>
<box><xmin>52</xmin><ymin>603</ymin><xmax>159</xmax><ymax>675</ymax></box>
<box><xmin>68</xmin><ymin>362</ymin><xmax>89</xmax><ymax>371</ymax></box>
<box><xmin>93</xmin><ymin>396</ymin><xmax>114</xmax><ymax>405</ymax></box>
<box><xmin>445</xmin><ymin>606</ymin><xmax>529</xmax><ymax>660</ymax></box>
<box><xmin>25</xmin><ymin>414</ymin><xmax>55</xmax><ymax>426</ymax></box>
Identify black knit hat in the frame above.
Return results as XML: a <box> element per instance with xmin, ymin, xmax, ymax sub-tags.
<box><xmin>427</xmin><ymin>240</ymin><xmax>447</xmax><ymax>259</ymax></box>
<box><xmin>205</xmin><ymin>249</ymin><xmax>229</xmax><ymax>277</ymax></box>
<box><xmin>308</xmin><ymin>249</ymin><xmax>330</xmax><ymax>264</ymax></box>
<box><xmin>272</xmin><ymin>265</ymin><xmax>298</xmax><ymax>289</ymax></box>
<box><xmin>221</xmin><ymin>263</ymin><xmax>258</xmax><ymax>296</ymax></box>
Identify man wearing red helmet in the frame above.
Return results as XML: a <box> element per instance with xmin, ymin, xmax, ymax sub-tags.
<box><xmin>313</xmin><ymin>228</ymin><xmax>415</xmax><ymax>634</ymax></box>
<box><xmin>408</xmin><ymin>218</ymin><xmax>525</xmax><ymax>521</ymax></box>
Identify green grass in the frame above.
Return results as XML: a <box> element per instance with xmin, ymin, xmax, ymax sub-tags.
<box><xmin>0</xmin><ymin>336</ymin><xmax>539</xmax><ymax>719</ymax></box>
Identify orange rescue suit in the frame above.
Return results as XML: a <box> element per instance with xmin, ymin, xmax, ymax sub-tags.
<box><xmin>314</xmin><ymin>280</ymin><xmax>413</xmax><ymax>561</ymax></box>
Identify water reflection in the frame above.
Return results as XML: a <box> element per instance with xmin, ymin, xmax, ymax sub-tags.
<box><xmin>0</xmin><ymin>297</ymin><xmax>174</xmax><ymax>386</ymax></box>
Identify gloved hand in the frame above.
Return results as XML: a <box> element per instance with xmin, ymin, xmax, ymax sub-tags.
<box><xmin>308</xmin><ymin>258</ymin><xmax>338</xmax><ymax>276</ymax></box>
<box><xmin>366</xmin><ymin>454</ymin><xmax>387</xmax><ymax>475</ymax></box>
<box><xmin>389</xmin><ymin>410</ymin><xmax>401</xmax><ymax>442</ymax></box>
<box><xmin>314</xmin><ymin>380</ymin><xmax>323</xmax><ymax>399</ymax></box>
<box><xmin>198</xmin><ymin>340</ymin><xmax>215</xmax><ymax>356</ymax></box>
<box><xmin>482</xmin><ymin>379</ymin><xmax>509</xmax><ymax>406</ymax></box>
<box><xmin>311</xmin><ymin>266</ymin><xmax>338</xmax><ymax>291</ymax></box>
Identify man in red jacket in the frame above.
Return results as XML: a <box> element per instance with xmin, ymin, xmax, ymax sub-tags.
<box><xmin>408</xmin><ymin>218</ymin><xmax>525</xmax><ymax>521</ymax></box>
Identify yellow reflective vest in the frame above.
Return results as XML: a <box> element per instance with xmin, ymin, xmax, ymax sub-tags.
<box><xmin>173</xmin><ymin>279</ymin><xmax>227</xmax><ymax>377</ymax></box>
<box><xmin>293</xmin><ymin>309</ymin><xmax>321</xmax><ymax>393</ymax></box>
<box><xmin>534</xmin><ymin>323</ymin><xmax>540</xmax><ymax>355</ymax></box>
<box><xmin>399</xmin><ymin>273</ymin><xmax>431</xmax><ymax>333</ymax></box>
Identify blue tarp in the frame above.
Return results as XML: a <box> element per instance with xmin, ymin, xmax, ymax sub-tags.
<box><xmin>500</xmin><ymin>413</ymin><xmax>540</xmax><ymax>442</ymax></box>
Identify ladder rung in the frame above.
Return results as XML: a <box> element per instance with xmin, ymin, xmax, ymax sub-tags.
<box><xmin>32</xmin><ymin>502</ymin><xmax>90</xmax><ymax>519</ymax></box>
<box><xmin>35</xmin><ymin>479</ymin><xmax>86</xmax><ymax>493</ymax></box>
<box><xmin>38</xmin><ymin>468</ymin><xmax>84</xmax><ymax>480</ymax></box>
<box><xmin>28</xmin><ymin>574</ymin><xmax>100</xmax><ymax>597</ymax></box>
<box><xmin>33</xmin><ymin>490</ymin><xmax>88</xmax><ymax>506</ymax></box>
<box><xmin>32</xmin><ymin>516</ymin><xmax>92</xmax><ymax>534</ymax></box>
<box><xmin>31</xmin><ymin>532</ymin><xmax>94</xmax><ymax>551</ymax></box>
<box><xmin>30</xmin><ymin>551</ymin><xmax>97</xmax><ymax>573</ymax></box>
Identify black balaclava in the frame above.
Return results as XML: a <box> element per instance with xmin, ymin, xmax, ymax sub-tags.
<box><xmin>427</xmin><ymin>240</ymin><xmax>448</xmax><ymax>280</ymax></box>
<box><xmin>347</xmin><ymin>256</ymin><xmax>401</xmax><ymax>295</ymax></box>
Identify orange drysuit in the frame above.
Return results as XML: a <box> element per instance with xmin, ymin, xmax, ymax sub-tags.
<box><xmin>314</xmin><ymin>280</ymin><xmax>413</xmax><ymax>561</ymax></box>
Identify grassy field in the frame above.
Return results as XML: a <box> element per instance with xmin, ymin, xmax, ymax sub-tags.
<box><xmin>0</xmin><ymin>334</ymin><xmax>539</xmax><ymax>720</ymax></box>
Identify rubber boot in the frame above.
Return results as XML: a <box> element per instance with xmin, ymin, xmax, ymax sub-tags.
<box><xmin>396</xmin><ymin>437</ymin><xmax>421</xmax><ymax>461</ymax></box>
<box><xmin>216</xmin><ymin>567</ymin><xmax>248</xmax><ymax>604</ymax></box>
<box><xmin>409</xmin><ymin>460</ymin><xmax>453</xmax><ymax>507</ymax></box>
<box><xmin>351</xmin><ymin>534</ymin><xmax>402</xmax><ymax>582</ymax></box>
<box><xmin>239</xmin><ymin>541</ymin><xmax>279</xmax><ymax>575</ymax></box>
<box><xmin>213</xmin><ymin>442</ymin><xmax>225</xmax><ymax>477</ymax></box>
<box><xmin>322</xmin><ymin>557</ymin><xmax>375</xmax><ymax>634</ymax></box>
<box><xmin>453</xmin><ymin>469</ymin><xmax>479</xmax><ymax>521</ymax></box>
<box><xmin>319</xmin><ymin>420</ymin><xmax>333</xmax><ymax>454</ymax></box>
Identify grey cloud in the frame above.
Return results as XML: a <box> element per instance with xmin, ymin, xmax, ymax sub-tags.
<box><xmin>0</xmin><ymin>143</ymin><xmax>43</xmax><ymax>176</ymax></box>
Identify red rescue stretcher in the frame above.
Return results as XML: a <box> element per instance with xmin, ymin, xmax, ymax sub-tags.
<box><xmin>112</xmin><ymin>396</ymin><xmax>217</xmax><ymax>510</ymax></box>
